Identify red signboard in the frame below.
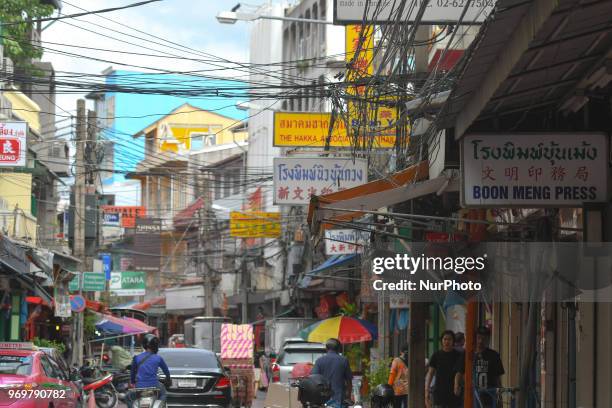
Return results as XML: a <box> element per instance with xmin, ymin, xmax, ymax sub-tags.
<box><xmin>0</xmin><ymin>138</ymin><xmax>21</xmax><ymax>163</ymax></box>
<box><xmin>100</xmin><ymin>206</ymin><xmax>146</xmax><ymax>228</ymax></box>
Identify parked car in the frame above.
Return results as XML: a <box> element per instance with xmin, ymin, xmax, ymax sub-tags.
<box><xmin>279</xmin><ymin>337</ymin><xmax>312</xmax><ymax>351</ymax></box>
<box><xmin>271</xmin><ymin>343</ymin><xmax>326</xmax><ymax>383</ymax></box>
<box><xmin>157</xmin><ymin>347</ymin><xmax>232</xmax><ymax>408</ymax></box>
<box><xmin>0</xmin><ymin>342</ymin><xmax>80</xmax><ymax>408</ymax></box>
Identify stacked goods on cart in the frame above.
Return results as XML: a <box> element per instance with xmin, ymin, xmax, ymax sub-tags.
<box><xmin>221</xmin><ymin>323</ymin><xmax>255</xmax><ymax>408</ymax></box>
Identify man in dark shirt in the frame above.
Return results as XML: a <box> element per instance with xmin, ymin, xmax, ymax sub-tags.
<box><xmin>454</xmin><ymin>327</ymin><xmax>504</xmax><ymax>408</ymax></box>
<box><xmin>312</xmin><ymin>338</ymin><xmax>352</xmax><ymax>408</ymax></box>
<box><xmin>426</xmin><ymin>330</ymin><xmax>462</xmax><ymax>408</ymax></box>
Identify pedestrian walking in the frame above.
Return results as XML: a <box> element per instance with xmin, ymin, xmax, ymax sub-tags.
<box><xmin>426</xmin><ymin>330</ymin><xmax>462</xmax><ymax>408</ymax></box>
<box><xmin>312</xmin><ymin>338</ymin><xmax>353</xmax><ymax>408</ymax></box>
<box><xmin>387</xmin><ymin>344</ymin><xmax>409</xmax><ymax>408</ymax></box>
<box><xmin>454</xmin><ymin>327</ymin><xmax>505</xmax><ymax>408</ymax></box>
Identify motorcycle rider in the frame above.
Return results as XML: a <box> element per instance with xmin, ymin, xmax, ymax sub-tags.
<box><xmin>125</xmin><ymin>334</ymin><xmax>171</xmax><ymax>407</ymax></box>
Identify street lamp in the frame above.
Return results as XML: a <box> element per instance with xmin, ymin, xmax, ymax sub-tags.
<box><xmin>216</xmin><ymin>10</ymin><xmax>333</xmax><ymax>25</ymax></box>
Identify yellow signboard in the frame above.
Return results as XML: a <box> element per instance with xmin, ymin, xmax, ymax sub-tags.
<box><xmin>273</xmin><ymin>112</ymin><xmax>396</xmax><ymax>148</ymax></box>
<box><xmin>230</xmin><ymin>211</ymin><xmax>281</xmax><ymax>238</ymax></box>
<box><xmin>345</xmin><ymin>25</ymin><xmax>374</xmax><ymax>96</ymax></box>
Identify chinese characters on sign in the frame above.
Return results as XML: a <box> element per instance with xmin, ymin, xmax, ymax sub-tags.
<box><xmin>0</xmin><ymin>122</ymin><xmax>27</xmax><ymax>167</ymax></box>
<box><xmin>273</xmin><ymin>112</ymin><xmax>396</xmax><ymax>148</ymax></box>
<box><xmin>273</xmin><ymin>158</ymin><xmax>368</xmax><ymax>205</ymax></box>
<box><xmin>325</xmin><ymin>229</ymin><xmax>370</xmax><ymax>255</ymax></box>
<box><xmin>461</xmin><ymin>133</ymin><xmax>608</xmax><ymax>206</ymax></box>
<box><xmin>229</xmin><ymin>211</ymin><xmax>281</xmax><ymax>238</ymax></box>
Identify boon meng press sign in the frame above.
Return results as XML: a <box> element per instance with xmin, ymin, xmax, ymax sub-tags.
<box><xmin>0</xmin><ymin>122</ymin><xmax>27</xmax><ymax>167</ymax></box>
<box><xmin>461</xmin><ymin>133</ymin><xmax>609</xmax><ymax>207</ymax></box>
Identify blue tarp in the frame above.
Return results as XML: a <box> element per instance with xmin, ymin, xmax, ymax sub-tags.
<box><xmin>299</xmin><ymin>254</ymin><xmax>358</xmax><ymax>288</ymax></box>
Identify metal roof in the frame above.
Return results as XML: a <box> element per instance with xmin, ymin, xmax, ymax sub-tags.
<box><xmin>439</xmin><ymin>0</ymin><xmax>612</xmax><ymax>135</ymax></box>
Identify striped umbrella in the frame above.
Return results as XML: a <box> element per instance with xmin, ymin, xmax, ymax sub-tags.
<box><xmin>299</xmin><ymin>316</ymin><xmax>377</xmax><ymax>344</ymax></box>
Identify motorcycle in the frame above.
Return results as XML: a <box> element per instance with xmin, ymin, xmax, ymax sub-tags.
<box><xmin>130</xmin><ymin>387</ymin><xmax>166</xmax><ymax>408</ymax></box>
<box><xmin>79</xmin><ymin>364</ymin><xmax>118</xmax><ymax>408</ymax></box>
<box><xmin>111</xmin><ymin>367</ymin><xmax>131</xmax><ymax>402</ymax></box>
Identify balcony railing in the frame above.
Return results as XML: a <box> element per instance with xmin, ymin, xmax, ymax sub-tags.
<box><xmin>0</xmin><ymin>210</ymin><xmax>38</xmax><ymax>243</ymax></box>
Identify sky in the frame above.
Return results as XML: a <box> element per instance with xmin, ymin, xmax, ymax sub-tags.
<box><xmin>41</xmin><ymin>0</ymin><xmax>254</xmax><ymax>204</ymax></box>
<box><xmin>44</xmin><ymin>0</ymin><xmax>251</xmax><ymax>115</ymax></box>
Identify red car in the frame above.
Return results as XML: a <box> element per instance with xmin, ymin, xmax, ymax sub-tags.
<box><xmin>0</xmin><ymin>343</ymin><xmax>80</xmax><ymax>408</ymax></box>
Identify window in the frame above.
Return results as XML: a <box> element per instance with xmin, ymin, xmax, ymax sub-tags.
<box><xmin>222</xmin><ymin>174</ymin><xmax>232</xmax><ymax>198</ymax></box>
<box><xmin>0</xmin><ymin>355</ymin><xmax>32</xmax><ymax>375</ymax></box>
<box><xmin>191</xmin><ymin>133</ymin><xmax>216</xmax><ymax>151</ymax></box>
<box><xmin>158</xmin><ymin>350</ymin><xmax>220</xmax><ymax>369</ymax></box>
<box><xmin>233</xmin><ymin>170</ymin><xmax>241</xmax><ymax>195</ymax></box>
<box><xmin>312</xmin><ymin>4</ymin><xmax>319</xmax><ymax>58</ymax></box>
<box><xmin>40</xmin><ymin>356</ymin><xmax>59</xmax><ymax>379</ymax></box>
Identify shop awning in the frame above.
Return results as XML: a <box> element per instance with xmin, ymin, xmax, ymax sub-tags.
<box><xmin>299</xmin><ymin>254</ymin><xmax>358</xmax><ymax>289</ymax></box>
<box><xmin>308</xmin><ymin>162</ymin><xmax>459</xmax><ymax>234</ymax></box>
<box><xmin>437</xmin><ymin>0</ymin><xmax>612</xmax><ymax>137</ymax></box>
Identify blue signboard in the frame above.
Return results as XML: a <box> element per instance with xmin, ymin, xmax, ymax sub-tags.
<box><xmin>101</xmin><ymin>254</ymin><xmax>112</xmax><ymax>280</ymax></box>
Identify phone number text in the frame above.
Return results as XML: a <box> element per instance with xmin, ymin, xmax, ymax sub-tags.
<box><xmin>7</xmin><ymin>389</ymin><xmax>67</xmax><ymax>399</ymax></box>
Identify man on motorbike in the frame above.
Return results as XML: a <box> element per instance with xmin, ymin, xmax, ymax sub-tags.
<box><xmin>125</xmin><ymin>334</ymin><xmax>171</xmax><ymax>408</ymax></box>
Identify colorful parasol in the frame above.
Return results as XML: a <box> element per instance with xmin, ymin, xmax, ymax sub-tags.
<box><xmin>299</xmin><ymin>316</ymin><xmax>377</xmax><ymax>344</ymax></box>
<box><xmin>95</xmin><ymin>313</ymin><xmax>156</xmax><ymax>335</ymax></box>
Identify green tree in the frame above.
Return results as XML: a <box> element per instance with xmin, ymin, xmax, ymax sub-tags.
<box><xmin>1</xmin><ymin>0</ymin><xmax>54</xmax><ymax>68</ymax></box>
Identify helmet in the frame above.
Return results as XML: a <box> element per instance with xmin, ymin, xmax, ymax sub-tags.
<box><xmin>291</xmin><ymin>362</ymin><xmax>313</xmax><ymax>379</ymax></box>
<box><xmin>297</xmin><ymin>374</ymin><xmax>332</xmax><ymax>405</ymax></box>
<box><xmin>142</xmin><ymin>334</ymin><xmax>160</xmax><ymax>353</ymax></box>
<box><xmin>371</xmin><ymin>384</ymin><xmax>394</xmax><ymax>406</ymax></box>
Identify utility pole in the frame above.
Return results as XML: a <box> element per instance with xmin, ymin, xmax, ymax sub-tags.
<box><xmin>72</xmin><ymin>99</ymin><xmax>86</xmax><ymax>367</ymax></box>
<box><xmin>198</xmin><ymin>207</ymin><xmax>214</xmax><ymax>316</ymax></box>
<box><xmin>241</xmin><ymin>257</ymin><xmax>248</xmax><ymax>323</ymax></box>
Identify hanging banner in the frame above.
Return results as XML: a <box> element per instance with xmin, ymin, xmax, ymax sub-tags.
<box><xmin>273</xmin><ymin>112</ymin><xmax>396</xmax><ymax>148</ymax></box>
<box><xmin>273</xmin><ymin>157</ymin><xmax>367</xmax><ymax>205</ymax></box>
<box><xmin>333</xmin><ymin>0</ymin><xmax>495</xmax><ymax>25</ymax></box>
<box><xmin>325</xmin><ymin>229</ymin><xmax>370</xmax><ymax>255</ymax></box>
<box><xmin>230</xmin><ymin>211</ymin><xmax>281</xmax><ymax>238</ymax></box>
<box><xmin>461</xmin><ymin>133</ymin><xmax>609</xmax><ymax>207</ymax></box>
<box><xmin>0</xmin><ymin>122</ymin><xmax>27</xmax><ymax>167</ymax></box>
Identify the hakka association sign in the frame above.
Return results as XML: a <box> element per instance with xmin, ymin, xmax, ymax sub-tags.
<box><xmin>0</xmin><ymin>122</ymin><xmax>27</xmax><ymax>167</ymax></box>
<box><xmin>461</xmin><ymin>133</ymin><xmax>609</xmax><ymax>207</ymax></box>
<box><xmin>273</xmin><ymin>157</ymin><xmax>368</xmax><ymax>205</ymax></box>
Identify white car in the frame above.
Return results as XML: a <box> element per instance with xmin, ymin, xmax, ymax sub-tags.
<box><xmin>270</xmin><ymin>343</ymin><xmax>326</xmax><ymax>383</ymax></box>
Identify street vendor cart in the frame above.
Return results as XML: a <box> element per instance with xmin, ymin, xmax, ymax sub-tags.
<box><xmin>221</xmin><ymin>323</ymin><xmax>255</xmax><ymax>408</ymax></box>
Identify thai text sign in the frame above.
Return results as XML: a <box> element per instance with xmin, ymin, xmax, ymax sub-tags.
<box><xmin>220</xmin><ymin>324</ymin><xmax>253</xmax><ymax>360</ymax></box>
<box><xmin>325</xmin><ymin>229</ymin><xmax>370</xmax><ymax>255</ymax></box>
<box><xmin>230</xmin><ymin>211</ymin><xmax>281</xmax><ymax>238</ymax></box>
<box><xmin>461</xmin><ymin>133</ymin><xmax>608</xmax><ymax>207</ymax></box>
<box><xmin>334</xmin><ymin>0</ymin><xmax>495</xmax><ymax>24</ymax></box>
<box><xmin>110</xmin><ymin>271</ymin><xmax>146</xmax><ymax>296</ymax></box>
<box><xmin>0</xmin><ymin>122</ymin><xmax>27</xmax><ymax>167</ymax></box>
<box><xmin>68</xmin><ymin>272</ymin><xmax>106</xmax><ymax>292</ymax></box>
<box><xmin>273</xmin><ymin>112</ymin><xmax>395</xmax><ymax>148</ymax></box>
<box><xmin>273</xmin><ymin>158</ymin><xmax>368</xmax><ymax>205</ymax></box>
